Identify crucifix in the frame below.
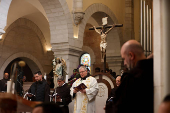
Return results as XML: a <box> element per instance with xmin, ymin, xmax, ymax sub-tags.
<box><xmin>89</xmin><ymin>17</ymin><xmax>123</xmax><ymax>73</ymax></box>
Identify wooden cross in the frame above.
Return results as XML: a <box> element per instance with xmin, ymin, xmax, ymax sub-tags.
<box><xmin>89</xmin><ymin>17</ymin><xmax>123</xmax><ymax>73</ymax></box>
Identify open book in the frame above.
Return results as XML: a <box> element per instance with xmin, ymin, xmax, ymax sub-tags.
<box><xmin>74</xmin><ymin>83</ymin><xmax>87</xmax><ymax>92</ymax></box>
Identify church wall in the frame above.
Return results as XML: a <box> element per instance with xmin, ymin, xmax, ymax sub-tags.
<box><xmin>83</xmin><ymin>0</ymin><xmax>125</xmax><ymax>30</ymax></box>
<box><xmin>80</xmin><ymin>4</ymin><xmax>123</xmax><ymax>75</ymax></box>
<box><xmin>83</xmin><ymin>22</ymin><xmax>122</xmax><ymax>75</ymax></box>
<box><xmin>83</xmin><ymin>0</ymin><xmax>125</xmax><ymax>41</ymax></box>
<box><xmin>83</xmin><ymin>23</ymin><xmax>103</xmax><ymax>74</ymax></box>
<box><xmin>0</xmin><ymin>18</ymin><xmax>53</xmax><ymax>78</ymax></box>
<box><xmin>134</xmin><ymin>0</ymin><xmax>140</xmax><ymax>41</ymax></box>
<box><xmin>66</xmin><ymin>0</ymin><xmax>73</xmax><ymax>12</ymax></box>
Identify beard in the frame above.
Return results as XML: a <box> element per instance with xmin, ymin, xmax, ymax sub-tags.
<box><xmin>36</xmin><ymin>79</ymin><xmax>42</xmax><ymax>84</ymax></box>
<box><xmin>128</xmin><ymin>60</ymin><xmax>134</xmax><ymax>70</ymax></box>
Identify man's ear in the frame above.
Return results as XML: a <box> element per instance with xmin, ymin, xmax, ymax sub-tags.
<box><xmin>129</xmin><ymin>52</ymin><xmax>135</xmax><ymax>60</ymax></box>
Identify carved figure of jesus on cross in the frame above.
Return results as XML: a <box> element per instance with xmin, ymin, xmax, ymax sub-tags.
<box><xmin>93</xmin><ymin>17</ymin><xmax>115</xmax><ymax>62</ymax></box>
<box><xmin>89</xmin><ymin>17</ymin><xmax>123</xmax><ymax>72</ymax></box>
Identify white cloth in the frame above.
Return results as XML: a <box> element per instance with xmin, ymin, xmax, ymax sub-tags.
<box><xmin>70</xmin><ymin>76</ymin><xmax>99</xmax><ymax>113</ymax></box>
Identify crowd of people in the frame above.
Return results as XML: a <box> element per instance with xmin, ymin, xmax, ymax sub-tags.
<box><xmin>1</xmin><ymin>39</ymin><xmax>169</xmax><ymax>113</ymax></box>
<box><xmin>28</xmin><ymin>65</ymin><xmax>99</xmax><ymax>113</ymax></box>
<box><xmin>30</xmin><ymin>39</ymin><xmax>155</xmax><ymax>113</ymax></box>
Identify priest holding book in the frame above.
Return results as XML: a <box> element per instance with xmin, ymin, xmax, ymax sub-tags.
<box><xmin>70</xmin><ymin>66</ymin><xmax>99</xmax><ymax>113</ymax></box>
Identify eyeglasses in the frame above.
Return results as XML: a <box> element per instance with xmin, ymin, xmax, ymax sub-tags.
<box><xmin>79</xmin><ymin>71</ymin><xmax>85</xmax><ymax>74</ymax></box>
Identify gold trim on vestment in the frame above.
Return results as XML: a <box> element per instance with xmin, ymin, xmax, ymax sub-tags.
<box><xmin>73</xmin><ymin>76</ymin><xmax>91</xmax><ymax>113</ymax></box>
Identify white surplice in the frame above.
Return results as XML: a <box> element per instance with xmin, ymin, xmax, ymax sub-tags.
<box><xmin>70</xmin><ymin>76</ymin><xmax>99</xmax><ymax>113</ymax></box>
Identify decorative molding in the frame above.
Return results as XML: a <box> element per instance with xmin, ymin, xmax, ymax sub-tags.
<box><xmin>73</xmin><ymin>12</ymin><xmax>85</xmax><ymax>26</ymax></box>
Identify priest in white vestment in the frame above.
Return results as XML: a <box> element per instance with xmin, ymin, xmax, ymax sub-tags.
<box><xmin>70</xmin><ymin>66</ymin><xmax>99</xmax><ymax>113</ymax></box>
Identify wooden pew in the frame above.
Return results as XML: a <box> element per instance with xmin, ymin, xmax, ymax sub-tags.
<box><xmin>0</xmin><ymin>93</ymin><xmax>41</xmax><ymax>113</ymax></box>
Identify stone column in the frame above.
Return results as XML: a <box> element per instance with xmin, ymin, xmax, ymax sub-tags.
<box><xmin>153</xmin><ymin>0</ymin><xmax>166</xmax><ymax>112</ymax></box>
<box><xmin>162</xmin><ymin>0</ymin><xmax>170</xmax><ymax>99</ymax></box>
<box><xmin>124</xmin><ymin>0</ymin><xmax>134</xmax><ymax>42</ymax></box>
<box><xmin>73</xmin><ymin>0</ymin><xmax>83</xmax><ymax>12</ymax></box>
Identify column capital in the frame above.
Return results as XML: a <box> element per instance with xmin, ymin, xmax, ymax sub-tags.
<box><xmin>51</xmin><ymin>43</ymin><xmax>83</xmax><ymax>57</ymax></box>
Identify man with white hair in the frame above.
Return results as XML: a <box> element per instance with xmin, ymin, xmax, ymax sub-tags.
<box><xmin>70</xmin><ymin>66</ymin><xmax>99</xmax><ymax>113</ymax></box>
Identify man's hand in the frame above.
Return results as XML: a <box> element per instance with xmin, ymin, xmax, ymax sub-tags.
<box><xmin>53</xmin><ymin>98</ymin><xmax>62</xmax><ymax>102</ymax></box>
<box><xmin>73</xmin><ymin>89</ymin><xmax>77</xmax><ymax>93</ymax></box>
<box><xmin>80</xmin><ymin>89</ymin><xmax>86</xmax><ymax>94</ymax></box>
<box><xmin>56</xmin><ymin>98</ymin><xmax>62</xmax><ymax>102</ymax></box>
<box><xmin>27</xmin><ymin>94</ymin><xmax>33</xmax><ymax>97</ymax></box>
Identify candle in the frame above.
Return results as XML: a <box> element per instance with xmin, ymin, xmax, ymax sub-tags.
<box><xmin>7</xmin><ymin>81</ymin><xmax>15</xmax><ymax>94</ymax></box>
<box><xmin>65</xmin><ymin>75</ymin><xmax>68</xmax><ymax>83</ymax></box>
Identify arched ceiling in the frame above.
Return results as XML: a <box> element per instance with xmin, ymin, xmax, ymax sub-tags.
<box><xmin>5</xmin><ymin>0</ymin><xmax>51</xmax><ymax>49</ymax></box>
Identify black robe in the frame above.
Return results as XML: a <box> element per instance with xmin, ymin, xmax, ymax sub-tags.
<box><xmin>114</xmin><ymin>58</ymin><xmax>153</xmax><ymax>113</ymax></box>
<box><xmin>53</xmin><ymin>83</ymin><xmax>72</xmax><ymax>113</ymax></box>
<box><xmin>105</xmin><ymin>87</ymin><xmax>118</xmax><ymax>113</ymax></box>
<box><xmin>0</xmin><ymin>78</ymin><xmax>9</xmax><ymax>92</ymax></box>
<box><xmin>28</xmin><ymin>79</ymin><xmax>50</xmax><ymax>102</ymax></box>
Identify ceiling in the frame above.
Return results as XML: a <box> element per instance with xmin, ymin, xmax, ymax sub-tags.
<box><xmin>5</xmin><ymin>0</ymin><xmax>51</xmax><ymax>49</ymax></box>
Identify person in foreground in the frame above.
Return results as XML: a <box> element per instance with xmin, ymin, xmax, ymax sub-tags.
<box><xmin>27</xmin><ymin>71</ymin><xmax>50</xmax><ymax>102</ymax></box>
<box><xmin>52</xmin><ymin>76</ymin><xmax>72</xmax><ymax>113</ymax></box>
<box><xmin>32</xmin><ymin>102</ymin><xmax>63</xmax><ymax>113</ymax></box>
<box><xmin>158</xmin><ymin>94</ymin><xmax>170</xmax><ymax>113</ymax></box>
<box><xmin>70</xmin><ymin>66</ymin><xmax>99</xmax><ymax>113</ymax></box>
<box><xmin>114</xmin><ymin>40</ymin><xmax>153</xmax><ymax>113</ymax></box>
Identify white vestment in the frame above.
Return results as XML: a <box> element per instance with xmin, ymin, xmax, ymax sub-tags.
<box><xmin>70</xmin><ymin>76</ymin><xmax>99</xmax><ymax>113</ymax></box>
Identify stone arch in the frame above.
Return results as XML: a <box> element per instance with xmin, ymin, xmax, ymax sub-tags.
<box><xmin>0</xmin><ymin>52</ymin><xmax>44</xmax><ymax>79</ymax></box>
<box><xmin>1</xmin><ymin>18</ymin><xmax>47</xmax><ymax>54</ymax></box>
<box><xmin>0</xmin><ymin>0</ymin><xmax>73</xmax><ymax>47</ymax></box>
<box><xmin>78</xmin><ymin>3</ymin><xmax>123</xmax><ymax>47</ymax></box>
<box><xmin>39</xmin><ymin>0</ymin><xmax>73</xmax><ymax>46</ymax></box>
<box><xmin>82</xmin><ymin>46</ymin><xmax>95</xmax><ymax>74</ymax></box>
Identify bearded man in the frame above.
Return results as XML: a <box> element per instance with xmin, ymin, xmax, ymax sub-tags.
<box><xmin>114</xmin><ymin>40</ymin><xmax>153</xmax><ymax>113</ymax></box>
<box><xmin>27</xmin><ymin>71</ymin><xmax>50</xmax><ymax>102</ymax></box>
